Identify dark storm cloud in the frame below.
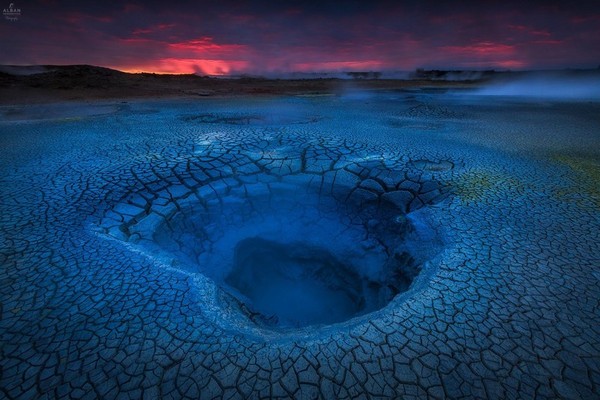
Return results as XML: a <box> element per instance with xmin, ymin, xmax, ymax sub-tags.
<box><xmin>1</xmin><ymin>0</ymin><xmax>599</xmax><ymax>74</ymax></box>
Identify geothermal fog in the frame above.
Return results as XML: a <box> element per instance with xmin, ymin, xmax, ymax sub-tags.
<box><xmin>475</xmin><ymin>71</ymin><xmax>600</xmax><ymax>99</ymax></box>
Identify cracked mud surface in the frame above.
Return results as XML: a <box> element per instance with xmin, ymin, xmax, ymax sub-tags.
<box><xmin>1</xmin><ymin>93</ymin><xmax>600</xmax><ymax>399</ymax></box>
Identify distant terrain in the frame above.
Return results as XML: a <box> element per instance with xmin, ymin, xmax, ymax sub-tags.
<box><xmin>2</xmin><ymin>64</ymin><xmax>599</xmax><ymax>104</ymax></box>
<box><xmin>0</xmin><ymin>65</ymin><xmax>481</xmax><ymax>104</ymax></box>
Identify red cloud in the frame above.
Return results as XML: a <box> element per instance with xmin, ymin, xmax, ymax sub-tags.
<box><xmin>531</xmin><ymin>30</ymin><xmax>551</xmax><ymax>37</ymax></box>
<box><xmin>441</xmin><ymin>42</ymin><xmax>516</xmax><ymax>57</ymax></box>
<box><xmin>132</xmin><ymin>23</ymin><xmax>176</xmax><ymax>36</ymax></box>
<box><xmin>570</xmin><ymin>15</ymin><xmax>600</xmax><ymax>24</ymax></box>
<box><xmin>435</xmin><ymin>42</ymin><xmax>529</xmax><ymax>69</ymax></box>
<box><xmin>118</xmin><ymin>58</ymin><xmax>249</xmax><ymax>75</ymax></box>
<box><xmin>532</xmin><ymin>40</ymin><xmax>564</xmax><ymax>45</ymax></box>
<box><xmin>168</xmin><ymin>37</ymin><xmax>247</xmax><ymax>54</ymax></box>
<box><xmin>462</xmin><ymin>60</ymin><xmax>528</xmax><ymax>69</ymax></box>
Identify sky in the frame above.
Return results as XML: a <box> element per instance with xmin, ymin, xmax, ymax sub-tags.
<box><xmin>1</xmin><ymin>0</ymin><xmax>600</xmax><ymax>75</ymax></box>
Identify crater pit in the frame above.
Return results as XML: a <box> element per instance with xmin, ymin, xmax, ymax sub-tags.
<box><xmin>96</xmin><ymin>135</ymin><xmax>449</xmax><ymax>332</ymax></box>
<box><xmin>226</xmin><ymin>237</ymin><xmax>365</xmax><ymax>327</ymax></box>
<box><xmin>142</xmin><ymin>183</ymin><xmax>436</xmax><ymax>330</ymax></box>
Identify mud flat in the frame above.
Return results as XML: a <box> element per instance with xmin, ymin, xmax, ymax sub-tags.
<box><xmin>1</xmin><ymin>88</ymin><xmax>599</xmax><ymax>398</ymax></box>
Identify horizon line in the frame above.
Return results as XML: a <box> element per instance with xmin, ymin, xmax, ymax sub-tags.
<box><xmin>1</xmin><ymin>63</ymin><xmax>599</xmax><ymax>78</ymax></box>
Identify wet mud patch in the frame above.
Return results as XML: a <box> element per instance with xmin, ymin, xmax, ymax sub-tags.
<box><xmin>181</xmin><ymin>113</ymin><xmax>265</xmax><ymax>125</ymax></box>
<box><xmin>386</xmin><ymin>119</ymin><xmax>442</xmax><ymax>130</ymax></box>
<box><xmin>410</xmin><ymin>159</ymin><xmax>455</xmax><ymax>172</ymax></box>
<box><xmin>181</xmin><ymin>112</ymin><xmax>324</xmax><ymax>126</ymax></box>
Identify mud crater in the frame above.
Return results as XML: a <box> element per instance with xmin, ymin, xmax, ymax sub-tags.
<box><xmin>150</xmin><ymin>184</ymin><xmax>437</xmax><ymax>330</ymax></box>
<box><xmin>95</xmin><ymin>135</ymin><xmax>450</xmax><ymax>331</ymax></box>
